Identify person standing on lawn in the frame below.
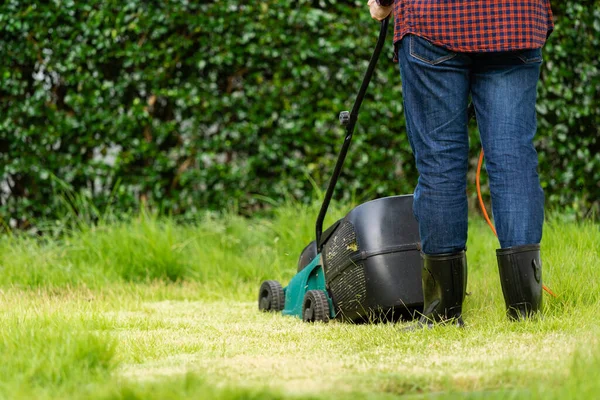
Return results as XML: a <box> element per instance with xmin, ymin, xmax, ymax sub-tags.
<box><xmin>367</xmin><ymin>0</ymin><xmax>554</xmax><ymax>325</ymax></box>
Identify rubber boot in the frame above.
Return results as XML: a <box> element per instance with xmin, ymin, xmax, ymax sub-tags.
<box><xmin>418</xmin><ymin>251</ymin><xmax>467</xmax><ymax>327</ymax></box>
<box><xmin>496</xmin><ymin>244</ymin><xmax>543</xmax><ymax>321</ymax></box>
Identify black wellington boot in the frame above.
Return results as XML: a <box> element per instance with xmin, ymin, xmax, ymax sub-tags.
<box><xmin>496</xmin><ymin>244</ymin><xmax>543</xmax><ymax>321</ymax></box>
<box><xmin>418</xmin><ymin>251</ymin><xmax>468</xmax><ymax>327</ymax></box>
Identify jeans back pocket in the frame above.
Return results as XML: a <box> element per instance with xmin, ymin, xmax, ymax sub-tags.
<box><xmin>516</xmin><ymin>48</ymin><xmax>543</xmax><ymax>64</ymax></box>
<box><xmin>409</xmin><ymin>35</ymin><xmax>457</xmax><ymax>65</ymax></box>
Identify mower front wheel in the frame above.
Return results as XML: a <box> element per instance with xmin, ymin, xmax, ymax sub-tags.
<box><xmin>258</xmin><ymin>280</ymin><xmax>285</xmax><ymax>312</ymax></box>
<box><xmin>302</xmin><ymin>290</ymin><xmax>330</xmax><ymax>323</ymax></box>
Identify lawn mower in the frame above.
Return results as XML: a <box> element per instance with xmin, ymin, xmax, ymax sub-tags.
<box><xmin>258</xmin><ymin>18</ymin><xmax>425</xmax><ymax>323</ymax></box>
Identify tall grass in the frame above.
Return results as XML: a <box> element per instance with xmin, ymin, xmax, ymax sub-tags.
<box><xmin>0</xmin><ymin>201</ymin><xmax>349</xmax><ymax>293</ymax></box>
<box><xmin>1</xmin><ymin>201</ymin><xmax>598</xmax><ymax>302</ymax></box>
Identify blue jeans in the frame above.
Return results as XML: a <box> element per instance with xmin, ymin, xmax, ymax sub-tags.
<box><xmin>398</xmin><ymin>35</ymin><xmax>545</xmax><ymax>255</ymax></box>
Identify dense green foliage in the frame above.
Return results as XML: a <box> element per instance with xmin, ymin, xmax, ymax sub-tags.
<box><xmin>1</xmin><ymin>1</ymin><xmax>598</xmax><ymax>230</ymax></box>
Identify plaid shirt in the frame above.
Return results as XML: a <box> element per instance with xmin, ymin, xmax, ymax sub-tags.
<box><xmin>377</xmin><ymin>0</ymin><xmax>554</xmax><ymax>53</ymax></box>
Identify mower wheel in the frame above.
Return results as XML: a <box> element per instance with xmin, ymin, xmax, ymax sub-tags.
<box><xmin>302</xmin><ymin>290</ymin><xmax>330</xmax><ymax>323</ymax></box>
<box><xmin>258</xmin><ymin>280</ymin><xmax>285</xmax><ymax>312</ymax></box>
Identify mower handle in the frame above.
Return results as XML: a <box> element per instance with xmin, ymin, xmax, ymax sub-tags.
<box><xmin>315</xmin><ymin>17</ymin><xmax>390</xmax><ymax>252</ymax></box>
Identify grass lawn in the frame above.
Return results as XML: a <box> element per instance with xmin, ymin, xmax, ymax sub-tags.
<box><xmin>0</xmin><ymin>202</ymin><xmax>599</xmax><ymax>399</ymax></box>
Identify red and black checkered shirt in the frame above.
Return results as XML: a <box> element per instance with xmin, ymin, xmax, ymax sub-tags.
<box><xmin>377</xmin><ymin>0</ymin><xmax>554</xmax><ymax>52</ymax></box>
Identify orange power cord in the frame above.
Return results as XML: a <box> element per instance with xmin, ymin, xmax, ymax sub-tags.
<box><xmin>476</xmin><ymin>149</ymin><xmax>557</xmax><ymax>298</ymax></box>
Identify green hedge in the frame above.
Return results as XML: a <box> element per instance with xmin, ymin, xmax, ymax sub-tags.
<box><xmin>1</xmin><ymin>0</ymin><xmax>599</xmax><ymax>230</ymax></box>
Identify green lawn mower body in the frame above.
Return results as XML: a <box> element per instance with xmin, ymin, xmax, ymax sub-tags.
<box><xmin>281</xmin><ymin>255</ymin><xmax>336</xmax><ymax>321</ymax></box>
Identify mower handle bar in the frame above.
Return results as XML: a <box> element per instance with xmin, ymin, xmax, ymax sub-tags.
<box><xmin>315</xmin><ymin>17</ymin><xmax>390</xmax><ymax>252</ymax></box>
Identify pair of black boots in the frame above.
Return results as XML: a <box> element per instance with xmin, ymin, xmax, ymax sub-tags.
<box><xmin>418</xmin><ymin>244</ymin><xmax>543</xmax><ymax>326</ymax></box>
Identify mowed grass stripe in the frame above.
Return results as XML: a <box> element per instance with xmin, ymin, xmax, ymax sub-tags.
<box><xmin>1</xmin><ymin>293</ymin><xmax>599</xmax><ymax>399</ymax></box>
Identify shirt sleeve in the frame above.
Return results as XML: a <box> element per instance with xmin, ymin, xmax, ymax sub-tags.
<box><xmin>376</xmin><ymin>0</ymin><xmax>394</xmax><ymax>6</ymax></box>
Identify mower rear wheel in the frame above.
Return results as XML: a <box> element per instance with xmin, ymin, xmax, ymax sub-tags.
<box><xmin>302</xmin><ymin>290</ymin><xmax>330</xmax><ymax>323</ymax></box>
<box><xmin>258</xmin><ymin>280</ymin><xmax>285</xmax><ymax>312</ymax></box>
